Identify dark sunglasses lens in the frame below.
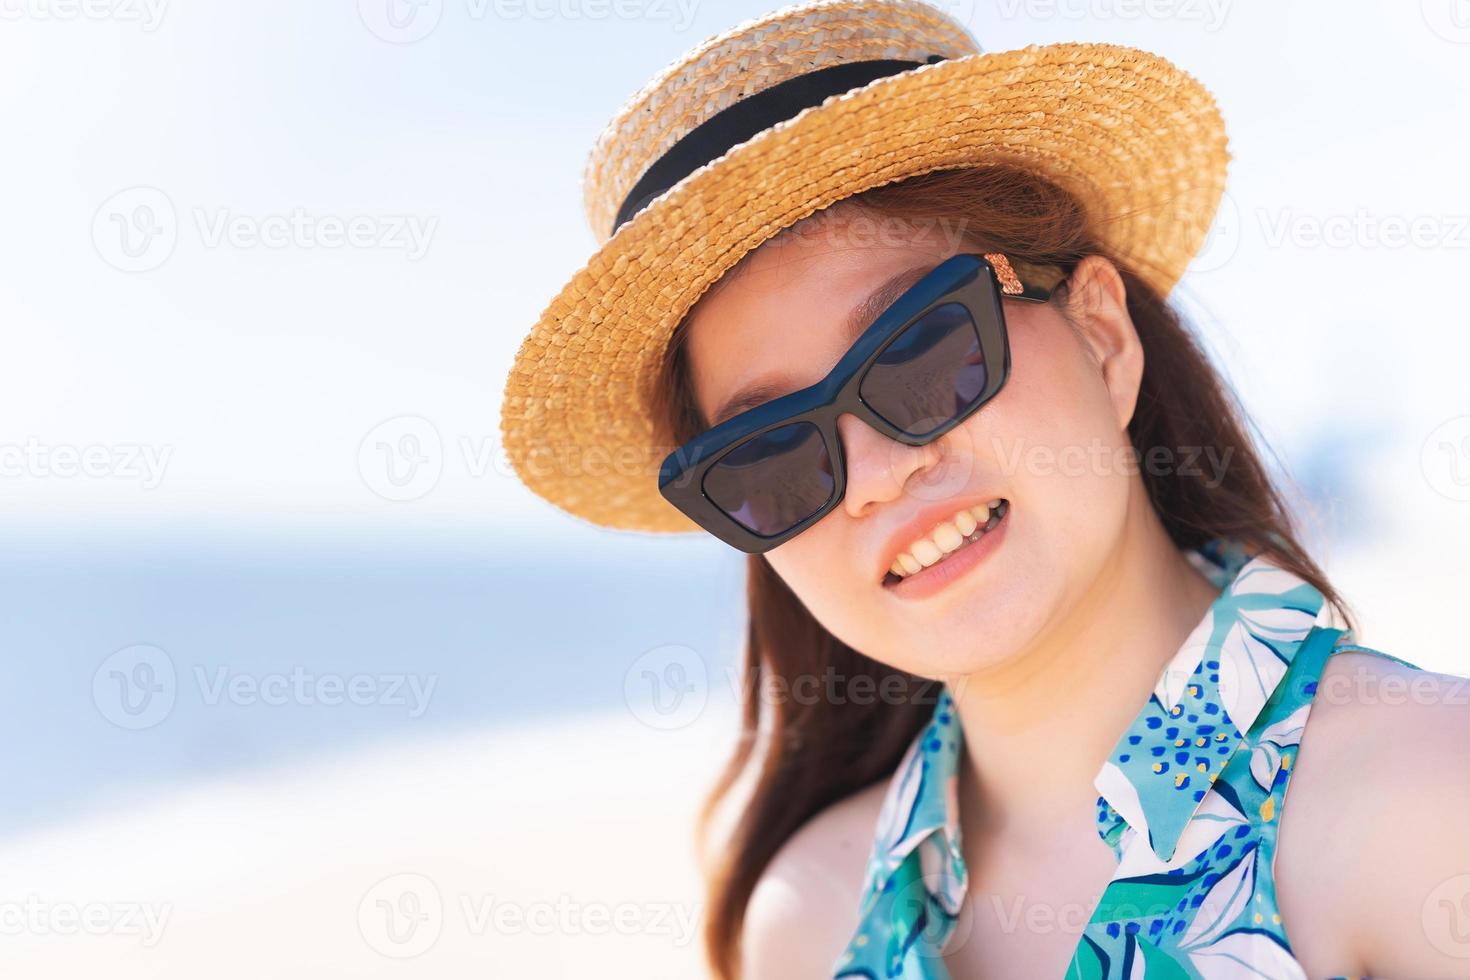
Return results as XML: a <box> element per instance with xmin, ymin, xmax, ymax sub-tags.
<box><xmin>701</xmin><ymin>421</ymin><xmax>834</xmax><ymax>538</ymax></box>
<box><xmin>859</xmin><ymin>301</ymin><xmax>989</xmax><ymax>436</ymax></box>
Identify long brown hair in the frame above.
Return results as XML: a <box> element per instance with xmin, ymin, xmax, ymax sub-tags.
<box><xmin>649</xmin><ymin>165</ymin><xmax>1354</xmax><ymax>980</ymax></box>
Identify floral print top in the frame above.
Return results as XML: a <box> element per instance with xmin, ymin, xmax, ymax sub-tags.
<box><xmin>832</xmin><ymin>536</ymin><xmax>1421</xmax><ymax>979</ymax></box>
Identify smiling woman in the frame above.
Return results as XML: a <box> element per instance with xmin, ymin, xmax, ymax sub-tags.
<box><xmin>656</xmin><ymin>164</ymin><xmax>1421</xmax><ymax>980</ymax></box>
<box><xmin>496</xmin><ymin>2</ymin><xmax>1470</xmax><ymax>978</ymax></box>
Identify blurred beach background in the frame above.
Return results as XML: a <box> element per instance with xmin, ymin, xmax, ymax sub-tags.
<box><xmin>1</xmin><ymin>0</ymin><xmax>1468</xmax><ymax>975</ymax></box>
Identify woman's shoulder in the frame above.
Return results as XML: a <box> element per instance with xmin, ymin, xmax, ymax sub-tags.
<box><xmin>1276</xmin><ymin>637</ymin><xmax>1470</xmax><ymax>975</ymax></box>
<box><xmin>740</xmin><ymin>778</ymin><xmax>887</xmax><ymax>979</ymax></box>
<box><xmin>1308</xmin><ymin>638</ymin><xmax>1470</xmax><ymax>752</ymax></box>
<box><xmin>1289</xmin><ymin>638</ymin><xmax>1470</xmax><ymax>837</ymax></box>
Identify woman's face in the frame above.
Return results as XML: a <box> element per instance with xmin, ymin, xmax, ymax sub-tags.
<box><xmin>682</xmin><ymin>207</ymin><xmax>1145</xmax><ymax>680</ymax></box>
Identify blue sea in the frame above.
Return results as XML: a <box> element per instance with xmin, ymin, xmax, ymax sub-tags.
<box><xmin>0</xmin><ymin>520</ymin><xmax>748</xmax><ymax>838</ymax></box>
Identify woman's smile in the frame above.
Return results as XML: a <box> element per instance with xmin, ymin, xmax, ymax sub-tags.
<box><xmin>881</xmin><ymin>497</ymin><xmax>1010</xmax><ymax>600</ymax></box>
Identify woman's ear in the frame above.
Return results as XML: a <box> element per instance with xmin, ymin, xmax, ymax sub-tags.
<box><xmin>1061</xmin><ymin>255</ymin><xmax>1145</xmax><ymax>431</ymax></box>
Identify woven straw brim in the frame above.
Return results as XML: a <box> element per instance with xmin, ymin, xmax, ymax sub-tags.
<box><xmin>501</xmin><ymin>42</ymin><xmax>1230</xmax><ymax>534</ymax></box>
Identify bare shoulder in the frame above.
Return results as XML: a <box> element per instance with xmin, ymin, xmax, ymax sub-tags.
<box><xmin>1278</xmin><ymin>645</ymin><xmax>1470</xmax><ymax>976</ymax></box>
<box><xmin>740</xmin><ymin>778</ymin><xmax>888</xmax><ymax>979</ymax></box>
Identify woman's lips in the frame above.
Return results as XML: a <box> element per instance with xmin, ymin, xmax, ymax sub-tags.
<box><xmin>882</xmin><ymin>499</ymin><xmax>1009</xmax><ymax>600</ymax></box>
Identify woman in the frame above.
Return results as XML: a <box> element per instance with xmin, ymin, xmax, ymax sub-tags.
<box><xmin>499</xmin><ymin>2</ymin><xmax>1470</xmax><ymax>977</ymax></box>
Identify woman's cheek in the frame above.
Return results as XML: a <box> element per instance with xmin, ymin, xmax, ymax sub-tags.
<box><xmin>975</xmin><ymin>338</ymin><xmax>1128</xmax><ymax>546</ymax></box>
<box><xmin>765</xmin><ymin>527</ymin><xmax>856</xmax><ymax>619</ymax></box>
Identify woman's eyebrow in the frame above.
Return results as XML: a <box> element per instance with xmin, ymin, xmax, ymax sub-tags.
<box><xmin>707</xmin><ymin>263</ymin><xmax>934</xmax><ymax>428</ymax></box>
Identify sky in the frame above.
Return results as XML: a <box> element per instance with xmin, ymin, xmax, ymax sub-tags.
<box><xmin>0</xmin><ymin>0</ymin><xmax>1466</xmax><ymax>532</ymax></box>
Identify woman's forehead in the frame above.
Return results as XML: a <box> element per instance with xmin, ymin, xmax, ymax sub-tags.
<box><xmin>683</xmin><ymin>239</ymin><xmax>955</xmax><ymax>421</ymax></box>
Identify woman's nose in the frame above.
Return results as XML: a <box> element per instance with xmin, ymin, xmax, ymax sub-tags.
<box><xmin>836</xmin><ymin>413</ymin><xmax>949</xmax><ymax>519</ymax></box>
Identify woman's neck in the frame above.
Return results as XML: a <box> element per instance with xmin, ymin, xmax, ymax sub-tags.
<box><xmin>949</xmin><ymin>487</ymin><xmax>1222</xmax><ymax>846</ymax></box>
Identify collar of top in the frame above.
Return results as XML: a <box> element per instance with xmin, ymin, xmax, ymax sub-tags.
<box><xmin>1092</xmin><ymin>536</ymin><xmax>1326</xmax><ymax>862</ymax></box>
<box><xmin>856</xmin><ymin>684</ymin><xmax>967</xmax><ymax>915</ymax></box>
<box><xmin>863</xmin><ymin>535</ymin><xmax>1327</xmax><ymax>899</ymax></box>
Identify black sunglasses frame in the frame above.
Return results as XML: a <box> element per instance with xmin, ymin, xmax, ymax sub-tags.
<box><xmin>657</xmin><ymin>252</ymin><xmax>1058</xmax><ymax>554</ymax></box>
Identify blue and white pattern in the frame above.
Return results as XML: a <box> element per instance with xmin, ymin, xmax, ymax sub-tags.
<box><xmin>833</xmin><ymin>536</ymin><xmax>1421</xmax><ymax>979</ymax></box>
<box><xmin>836</xmin><ymin>687</ymin><xmax>967</xmax><ymax>978</ymax></box>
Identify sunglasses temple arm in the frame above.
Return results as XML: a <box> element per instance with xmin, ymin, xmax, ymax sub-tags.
<box><xmin>984</xmin><ymin>252</ymin><xmax>1063</xmax><ymax>304</ymax></box>
<box><xmin>1010</xmin><ymin>283</ymin><xmax>1054</xmax><ymax>303</ymax></box>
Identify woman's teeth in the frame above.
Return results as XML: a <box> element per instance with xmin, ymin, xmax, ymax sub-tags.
<box><xmin>886</xmin><ymin>499</ymin><xmax>1008</xmax><ymax>582</ymax></box>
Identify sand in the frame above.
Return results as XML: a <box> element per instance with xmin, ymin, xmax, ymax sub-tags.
<box><xmin>0</xmin><ymin>704</ymin><xmax>740</xmax><ymax>978</ymax></box>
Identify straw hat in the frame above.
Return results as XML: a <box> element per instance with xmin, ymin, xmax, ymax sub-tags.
<box><xmin>499</xmin><ymin>0</ymin><xmax>1229</xmax><ymax>534</ymax></box>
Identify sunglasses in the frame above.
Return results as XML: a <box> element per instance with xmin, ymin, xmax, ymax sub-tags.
<box><xmin>657</xmin><ymin>252</ymin><xmax>1066</xmax><ymax>554</ymax></box>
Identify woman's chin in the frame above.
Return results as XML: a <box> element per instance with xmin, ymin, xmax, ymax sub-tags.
<box><xmin>885</xmin><ymin>636</ymin><xmax>1026</xmax><ymax>685</ymax></box>
<box><xmin>878</xmin><ymin>590</ymin><xmax>1053</xmax><ymax>683</ymax></box>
